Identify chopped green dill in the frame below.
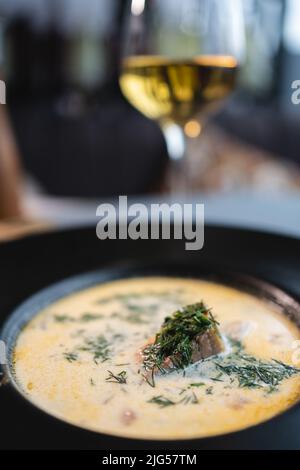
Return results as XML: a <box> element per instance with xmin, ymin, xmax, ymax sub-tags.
<box><xmin>54</xmin><ymin>315</ymin><xmax>73</xmax><ymax>323</ymax></box>
<box><xmin>72</xmin><ymin>329</ymin><xmax>85</xmax><ymax>338</ymax></box>
<box><xmin>125</xmin><ymin>312</ymin><xmax>149</xmax><ymax>324</ymax></box>
<box><xmin>111</xmin><ymin>309</ymin><xmax>149</xmax><ymax>325</ymax></box>
<box><xmin>142</xmin><ymin>302</ymin><xmax>219</xmax><ymax>373</ymax></box>
<box><xmin>142</xmin><ymin>371</ymin><xmax>156</xmax><ymax>388</ymax></box>
<box><xmin>90</xmin><ymin>378</ymin><xmax>95</xmax><ymax>386</ymax></box>
<box><xmin>189</xmin><ymin>382</ymin><xmax>205</xmax><ymax>388</ymax></box>
<box><xmin>228</xmin><ymin>337</ymin><xmax>244</xmax><ymax>351</ymax></box>
<box><xmin>179</xmin><ymin>392</ymin><xmax>199</xmax><ymax>405</ymax></box>
<box><xmin>148</xmin><ymin>391</ymin><xmax>199</xmax><ymax>407</ymax></box>
<box><xmin>215</xmin><ymin>354</ymin><xmax>300</xmax><ymax>392</ymax></box>
<box><xmin>210</xmin><ymin>372</ymin><xmax>224</xmax><ymax>382</ymax></box>
<box><xmin>206</xmin><ymin>386</ymin><xmax>214</xmax><ymax>395</ymax></box>
<box><xmin>125</xmin><ymin>303</ymin><xmax>144</xmax><ymax>312</ymax></box>
<box><xmin>63</xmin><ymin>352</ymin><xmax>78</xmax><ymax>362</ymax></box>
<box><xmin>148</xmin><ymin>395</ymin><xmax>176</xmax><ymax>408</ymax></box>
<box><xmin>54</xmin><ymin>313</ymin><xmax>103</xmax><ymax>323</ymax></box>
<box><xmin>78</xmin><ymin>335</ymin><xmax>111</xmax><ymax>363</ymax></box>
<box><xmin>105</xmin><ymin>370</ymin><xmax>127</xmax><ymax>384</ymax></box>
<box><xmin>142</xmin><ymin>343</ymin><xmax>164</xmax><ymax>375</ymax></box>
<box><xmin>96</xmin><ymin>291</ymin><xmax>184</xmax><ymax>324</ymax></box>
<box><xmin>79</xmin><ymin>313</ymin><xmax>103</xmax><ymax>322</ymax></box>
<box><xmin>191</xmin><ymin>392</ymin><xmax>199</xmax><ymax>404</ymax></box>
<box><xmin>112</xmin><ymin>333</ymin><xmax>124</xmax><ymax>340</ymax></box>
<box><xmin>266</xmin><ymin>385</ymin><xmax>278</xmax><ymax>395</ymax></box>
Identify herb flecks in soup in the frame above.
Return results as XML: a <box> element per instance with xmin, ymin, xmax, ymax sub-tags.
<box><xmin>13</xmin><ymin>277</ymin><xmax>300</xmax><ymax>440</ymax></box>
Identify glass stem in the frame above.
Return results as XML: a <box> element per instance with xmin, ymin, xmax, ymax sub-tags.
<box><xmin>161</xmin><ymin>122</ymin><xmax>188</xmax><ymax>196</ymax></box>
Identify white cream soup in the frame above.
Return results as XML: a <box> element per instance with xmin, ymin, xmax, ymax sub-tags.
<box><xmin>14</xmin><ymin>277</ymin><xmax>300</xmax><ymax>440</ymax></box>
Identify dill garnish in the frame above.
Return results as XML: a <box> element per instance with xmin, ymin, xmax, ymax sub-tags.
<box><xmin>142</xmin><ymin>302</ymin><xmax>219</xmax><ymax>375</ymax></box>
<box><xmin>143</xmin><ymin>343</ymin><xmax>163</xmax><ymax>374</ymax></box>
<box><xmin>148</xmin><ymin>392</ymin><xmax>199</xmax><ymax>407</ymax></box>
<box><xmin>215</xmin><ymin>354</ymin><xmax>300</xmax><ymax>392</ymax></box>
<box><xmin>179</xmin><ymin>392</ymin><xmax>199</xmax><ymax>405</ymax></box>
<box><xmin>111</xmin><ymin>308</ymin><xmax>149</xmax><ymax>325</ymax></box>
<box><xmin>210</xmin><ymin>373</ymin><xmax>224</xmax><ymax>382</ymax></box>
<box><xmin>142</xmin><ymin>371</ymin><xmax>156</xmax><ymax>388</ymax></box>
<box><xmin>148</xmin><ymin>395</ymin><xmax>176</xmax><ymax>408</ymax></box>
<box><xmin>124</xmin><ymin>306</ymin><xmax>150</xmax><ymax>325</ymax></box>
<box><xmin>63</xmin><ymin>352</ymin><xmax>78</xmax><ymax>362</ymax></box>
<box><xmin>54</xmin><ymin>315</ymin><xmax>72</xmax><ymax>323</ymax></box>
<box><xmin>79</xmin><ymin>313</ymin><xmax>103</xmax><ymax>322</ymax></box>
<box><xmin>105</xmin><ymin>370</ymin><xmax>127</xmax><ymax>384</ymax></box>
<box><xmin>54</xmin><ymin>313</ymin><xmax>103</xmax><ymax>323</ymax></box>
<box><xmin>78</xmin><ymin>335</ymin><xmax>111</xmax><ymax>363</ymax></box>
<box><xmin>228</xmin><ymin>337</ymin><xmax>243</xmax><ymax>351</ymax></box>
<box><xmin>97</xmin><ymin>291</ymin><xmax>183</xmax><ymax>324</ymax></box>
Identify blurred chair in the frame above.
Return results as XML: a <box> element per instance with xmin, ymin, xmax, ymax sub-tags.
<box><xmin>1</xmin><ymin>0</ymin><xmax>168</xmax><ymax>199</ymax></box>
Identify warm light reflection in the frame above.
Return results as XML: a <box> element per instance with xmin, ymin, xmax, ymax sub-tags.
<box><xmin>184</xmin><ymin>120</ymin><xmax>202</xmax><ymax>138</ymax></box>
<box><xmin>131</xmin><ymin>0</ymin><xmax>145</xmax><ymax>16</ymax></box>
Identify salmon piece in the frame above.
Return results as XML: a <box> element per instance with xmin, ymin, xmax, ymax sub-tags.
<box><xmin>190</xmin><ymin>328</ymin><xmax>224</xmax><ymax>362</ymax></box>
<box><xmin>140</xmin><ymin>303</ymin><xmax>224</xmax><ymax>375</ymax></box>
<box><xmin>158</xmin><ymin>327</ymin><xmax>224</xmax><ymax>369</ymax></box>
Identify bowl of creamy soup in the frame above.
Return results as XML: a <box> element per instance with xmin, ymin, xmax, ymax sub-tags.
<box><xmin>2</xmin><ymin>268</ymin><xmax>300</xmax><ymax>445</ymax></box>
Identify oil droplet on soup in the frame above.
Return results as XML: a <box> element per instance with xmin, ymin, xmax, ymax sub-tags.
<box><xmin>13</xmin><ymin>277</ymin><xmax>300</xmax><ymax>440</ymax></box>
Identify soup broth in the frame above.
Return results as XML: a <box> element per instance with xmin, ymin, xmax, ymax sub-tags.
<box><xmin>13</xmin><ymin>277</ymin><xmax>300</xmax><ymax>440</ymax></box>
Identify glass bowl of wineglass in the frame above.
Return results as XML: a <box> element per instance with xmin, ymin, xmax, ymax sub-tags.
<box><xmin>119</xmin><ymin>0</ymin><xmax>245</xmax><ymax>194</ymax></box>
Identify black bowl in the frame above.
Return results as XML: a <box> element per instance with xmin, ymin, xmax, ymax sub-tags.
<box><xmin>1</xmin><ymin>225</ymin><xmax>300</xmax><ymax>450</ymax></box>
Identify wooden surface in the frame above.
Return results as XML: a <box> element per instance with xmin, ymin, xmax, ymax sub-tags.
<box><xmin>0</xmin><ymin>219</ymin><xmax>51</xmax><ymax>242</ymax></box>
<box><xmin>0</xmin><ymin>106</ymin><xmax>23</xmax><ymax>219</ymax></box>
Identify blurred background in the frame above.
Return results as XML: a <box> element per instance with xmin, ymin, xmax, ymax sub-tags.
<box><xmin>0</xmin><ymin>0</ymin><xmax>299</xmax><ymax>238</ymax></box>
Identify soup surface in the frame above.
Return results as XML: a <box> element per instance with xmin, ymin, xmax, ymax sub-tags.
<box><xmin>14</xmin><ymin>277</ymin><xmax>300</xmax><ymax>439</ymax></box>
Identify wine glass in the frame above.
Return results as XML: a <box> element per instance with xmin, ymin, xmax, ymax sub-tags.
<box><xmin>119</xmin><ymin>0</ymin><xmax>245</xmax><ymax>193</ymax></box>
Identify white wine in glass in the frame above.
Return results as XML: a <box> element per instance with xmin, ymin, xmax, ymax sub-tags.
<box><xmin>121</xmin><ymin>55</ymin><xmax>237</xmax><ymax>123</ymax></box>
<box><xmin>120</xmin><ymin>0</ymin><xmax>244</xmax><ymax>192</ymax></box>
